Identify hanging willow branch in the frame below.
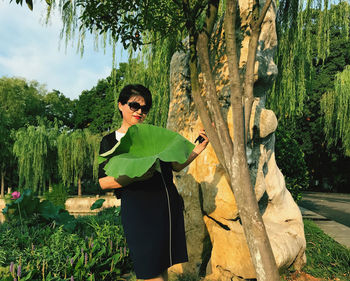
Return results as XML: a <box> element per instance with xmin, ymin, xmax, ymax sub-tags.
<box><xmin>12</xmin><ymin>125</ymin><xmax>57</xmax><ymax>193</ymax></box>
<box><xmin>57</xmin><ymin>128</ymin><xmax>100</xmax><ymax>195</ymax></box>
<box><xmin>270</xmin><ymin>0</ymin><xmax>350</xmax><ymax>118</ymax></box>
<box><xmin>321</xmin><ymin>65</ymin><xmax>350</xmax><ymax>156</ymax></box>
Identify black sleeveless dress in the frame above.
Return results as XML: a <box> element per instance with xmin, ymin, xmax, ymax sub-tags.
<box><xmin>98</xmin><ymin>132</ymin><xmax>188</xmax><ymax>279</ymax></box>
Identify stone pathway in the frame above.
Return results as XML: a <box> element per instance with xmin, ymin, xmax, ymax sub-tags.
<box><xmin>300</xmin><ymin>206</ymin><xmax>350</xmax><ymax>249</ymax></box>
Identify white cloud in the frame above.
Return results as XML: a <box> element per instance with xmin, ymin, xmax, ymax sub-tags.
<box><xmin>0</xmin><ymin>1</ymin><xmax>127</xmax><ymax>100</ymax></box>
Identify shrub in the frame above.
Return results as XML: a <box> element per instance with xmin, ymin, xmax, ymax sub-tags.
<box><xmin>275</xmin><ymin>123</ymin><xmax>309</xmax><ymax>202</ymax></box>
<box><xmin>0</xmin><ymin>207</ymin><xmax>132</xmax><ymax>280</ymax></box>
<box><xmin>44</xmin><ymin>183</ymin><xmax>69</xmax><ymax>208</ymax></box>
<box><xmin>2</xmin><ymin>189</ymin><xmax>76</xmax><ymax>232</ymax></box>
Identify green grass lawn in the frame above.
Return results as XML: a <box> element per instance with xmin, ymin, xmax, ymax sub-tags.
<box><xmin>302</xmin><ymin>219</ymin><xmax>350</xmax><ymax>280</ymax></box>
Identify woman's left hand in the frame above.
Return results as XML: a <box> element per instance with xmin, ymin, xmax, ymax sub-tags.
<box><xmin>172</xmin><ymin>129</ymin><xmax>209</xmax><ymax>172</ymax></box>
<box><xmin>193</xmin><ymin>129</ymin><xmax>209</xmax><ymax>155</ymax></box>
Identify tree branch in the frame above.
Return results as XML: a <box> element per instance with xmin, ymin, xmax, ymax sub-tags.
<box><xmin>197</xmin><ymin>0</ymin><xmax>234</xmax><ymax>165</ymax></box>
<box><xmin>182</xmin><ymin>0</ymin><xmax>228</xmax><ymax>172</ymax></box>
<box><xmin>224</xmin><ymin>0</ymin><xmax>244</xmax><ymax>142</ymax></box>
<box><xmin>244</xmin><ymin>0</ymin><xmax>272</xmax><ymax>142</ymax></box>
<box><xmin>256</xmin><ymin>0</ymin><xmax>273</xmax><ymax>29</ymax></box>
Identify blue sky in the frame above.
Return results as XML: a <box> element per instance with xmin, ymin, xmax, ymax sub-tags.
<box><xmin>0</xmin><ymin>1</ymin><xmax>128</xmax><ymax>100</ymax></box>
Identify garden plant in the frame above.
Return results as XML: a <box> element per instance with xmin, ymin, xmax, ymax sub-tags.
<box><xmin>0</xmin><ymin>192</ymin><xmax>132</xmax><ymax>280</ymax></box>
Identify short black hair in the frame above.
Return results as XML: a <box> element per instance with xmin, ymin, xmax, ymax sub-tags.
<box><xmin>117</xmin><ymin>84</ymin><xmax>152</xmax><ymax>117</ymax></box>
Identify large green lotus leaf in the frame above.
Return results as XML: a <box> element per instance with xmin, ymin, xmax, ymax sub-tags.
<box><xmin>104</xmin><ymin>124</ymin><xmax>195</xmax><ymax>178</ymax></box>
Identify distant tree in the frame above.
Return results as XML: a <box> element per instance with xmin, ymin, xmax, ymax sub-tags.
<box><xmin>73</xmin><ymin>77</ymin><xmax>116</xmax><ymax>134</ymax></box>
<box><xmin>44</xmin><ymin>90</ymin><xmax>75</xmax><ymax>128</ymax></box>
<box><xmin>57</xmin><ymin>129</ymin><xmax>99</xmax><ymax>196</ymax></box>
<box><xmin>12</xmin><ymin>124</ymin><xmax>59</xmax><ymax>195</ymax></box>
<box><xmin>321</xmin><ymin>65</ymin><xmax>350</xmax><ymax>157</ymax></box>
<box><xmin>0</xmin><ymin>77</ymin><xmax>47</xmax><ymax>194</ymax></box>
<box><xmin>0</xmin><ymin>111</ymin><xmax>12</xmax><ymax>197</ymax></box>
<box><xmin>271</xmin><ymin>3</ymin><xmax>350</xmax><ymax>192</ymax></box>
<box><xmin>0</xmin><ymin>77</ymin><xmax>46</xmax><ymax>129</ymax></box>
<box><xmin>270</xmin><ymin>1</ymin><xmax>350</xmax><ymax>118</ymax></box>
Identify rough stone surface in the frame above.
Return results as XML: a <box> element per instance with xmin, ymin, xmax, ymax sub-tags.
<box><xmin>65</xmin><ymin>195</ymin><xmax>120</xmax><ymax>217</ymax></box>
<box><xmin>0</xmin><ymin>196</ymin><xmax>120</xmax><ymax>222</ymax></box>
<box><xmin>167</xmin><ymin>1</ymin><xmax>306</xmax><ymax>279</ymax></box>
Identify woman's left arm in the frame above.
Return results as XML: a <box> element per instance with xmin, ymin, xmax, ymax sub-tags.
<box><xmin>172</xmin><ymin>130</ymin><xmax>209</xmax><ymax>172</ymax></box>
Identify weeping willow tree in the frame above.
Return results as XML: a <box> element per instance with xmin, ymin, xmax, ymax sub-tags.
<box><xmin>269</xmin><ymin>0</ymin><xmax>350</xmax><ymax>117</ymax></box>
<box><xmin>57</xmin><ymin>129</ymin><xmax>99</xmax><ymax>196</ymax></box>
<box><xmin>321</xmin><ymin>65</ymin><xmax>350</xmax><ymax>156</ymax></box>
<box><xmin>13</xmin><ymin>124</ymin><xmax>59</xmax><ymax>194</ymax></box>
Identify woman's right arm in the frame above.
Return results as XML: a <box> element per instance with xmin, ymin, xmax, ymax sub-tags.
<box><xmin>99</xmin><ymin>176</ymin><xmax>123</xmax><ymax>190</ymax></box>
<box><xmin>99</xmin><ymin>168</ymin><xmax>156</xmax><ymax>190</ymax></box>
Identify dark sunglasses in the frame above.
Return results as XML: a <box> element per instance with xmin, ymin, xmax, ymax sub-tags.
<box><xmin>127</xmin><ymin>101</ymin><xmax>150</xmax><ymax>114</ymax></box>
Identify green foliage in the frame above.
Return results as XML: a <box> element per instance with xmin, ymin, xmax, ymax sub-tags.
<box><xmin>104</xmin><ymin>124</ymin><xmax>195</xmax><ymax>179</ymax></box>
<box><xmin>269</xmin><ymin>2</ymin><xmax>350</xmax><ymax>192</ymax></box>
<box><xmin>90</xmin><ymin>198</ymin><xmax>105</xmax><ymax>210</ymax></box>
<box><xmin>2</xmin><ymin>189</ymin><xmax>40</xmax><ymax>221</ymax></box>
<box><xmin>303</xmin><ymin>220</ymin><xmax>350</xmax><ymax>280</ymax></box>
<box><xmin>0</xmin><ymin>207</ymin><xmax>131</xmax><ymax>280</ymax></box>
<box><xmin>0</xmin><ymin>77</ymin><xmax>46</xmax><ymax>130</ymax></box>
<box><xmin>0</xmin><ymin>77</ymin><xmax>49</xmax><ymax>191</ymax></box>
<box><xmin>57</xmin><ymin>129</ymin><xmax>100</xmax><ymax>191</ymax></box>
<box><xmin>10</xmin><ymin>0</ymin><xmax>34</xmax><ymax>10</ymax></box>
<box><xmin>271</xmin><ymin>1</ymin><xmax>350</xmax><ymax>118</ymax></box>
<box><xmin>2</xmin><ymin>189</ymin><xmax>76</xmax><ymax>232</ymax></box>
<box><xmin>44</xmin><ymin>183</ymin><xmax>69</xmax><ymax>208</ymax></box>
<box><xmin>321</xmin><ymin>65</ymin><xmax>350</xmax><ymax>156</ymax></box>
<box><xmin>44</xmin><ymin>90</ymin><xmax>75</xmax><ymax>128</ymax></box>
<box><xmin>13</xmin><ymin>124</ymin><xmax>59</xmax><ymax>193</ymax></box>
<box><xmin>274</xmin><ymin>121</ymin><xmax>309</xmax><ymax>201</ymax></box>
<box><xmin>62</xmin><ymin>0</ymin><xmax>190</xmax><ymax>51</ymax></box>
<box><xmin>0</xmin><ymin>110</ymin><xmax>12</xmax><ymax>184</ymax></box>
<box><xmin>73</xmin><ymin>75</ymin><xmax>119</xmax><ymax>134</ymax></box>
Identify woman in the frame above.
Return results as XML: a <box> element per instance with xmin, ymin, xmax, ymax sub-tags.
<box><xmin>98</xmin><ymin>84</ymin><xmax>209</xmax><ymax>281</ymax></box>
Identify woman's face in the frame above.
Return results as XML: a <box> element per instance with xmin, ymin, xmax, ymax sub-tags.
<box><xmin>118</xmin><ymin>95</ymin><xmax>148</xmax><ymax>127</ymax></box>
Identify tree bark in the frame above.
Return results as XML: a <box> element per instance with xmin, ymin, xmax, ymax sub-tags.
<box><xmin>244</xmin><ymin>0</ymin><xmax>273</xmax><ymax>141</ymax></box>
<box><xmin>225</xmin><ymin>1</ymin><xmax>279</xmax><ymax>280</ymax></box>
<box><xmin>1</xmin><ymin>170</ymin><xmax>5</xmax><ymax>197</ymax></box>
<box><xmin>182</xmin><ymin>0</ymin><xmax>229</xmax><ymax>173</ymax></box>
<box><xmin>197</xmin><ymin>33</ymin><xmax>234</xmax><ymax>162</ymax></box>
<box><xmin>78</xmin><ymin>178</ymin><xmax>82</xmax><ymax>197</ymax></box>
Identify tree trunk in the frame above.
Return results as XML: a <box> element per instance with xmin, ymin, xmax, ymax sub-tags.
<box><xmin>182</xmin><ymin>0</ymin><xmax>279</xmax><ymax>279</ymax></box>
<box><xmin>48</xmin><ymin>177</ymin><xmax>53</xmax><ymax>193</ymax></box>
<box><xmin>1</xmin><ymin>170</ymin><xmax>5</xmax><ymax>198</ymax></box>
<box><xmin>230</xmin><ymin>103</ymin><xmax>279</xmax><ymax>281</ymax></box>
<box><xmin>223</xmin><ymin>1</ymin><xmax>279</xmax><ymax>280</ymax></box>
<box><xmin>78</xmin><ymin>178</ymin><xmax>82</xmax><ymax>197</ymax></box>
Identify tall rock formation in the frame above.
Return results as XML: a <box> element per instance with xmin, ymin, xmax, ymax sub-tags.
<box><xmin>167</xmin><ymin>1</ymin><xmax>306</xmax><ymax>280</ymax></box>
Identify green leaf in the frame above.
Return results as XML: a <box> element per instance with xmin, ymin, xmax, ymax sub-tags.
<box><xmin>90</xmin><ymin>198</ymin><xmax>105</xmax><ymax>210</ymax></box>
<box><xmin>14</xmin><ymin>194</ymin><xmax>24</xmax><ymax>204</ymax></box>
<box><xmin>1</xmin><ymin>205</ymin><xmax>8</xmax><ymax>215</ymax></box>
<box><xmin>104</xmin><ymin>124</ymin><xmax>194</xmax><ymax>178</ymax></box>
<box><xmin>63</xmin><ymin>1</ymin><xmax>70</xmax><ymax>10</ymax></box>
<box><xmin>25</xmin><ymin>0</ymin><xmax>33</xmax><ymax>10</ymax></box>
<box><xmin>98</xmin><ymin>155</ymin><xmax>107</xmax><ymax>164</ymax></box>
<box><xmin>39</xmin><ymin>200</ymin><xmax>60</xmax><ymax>220</ymax></box>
